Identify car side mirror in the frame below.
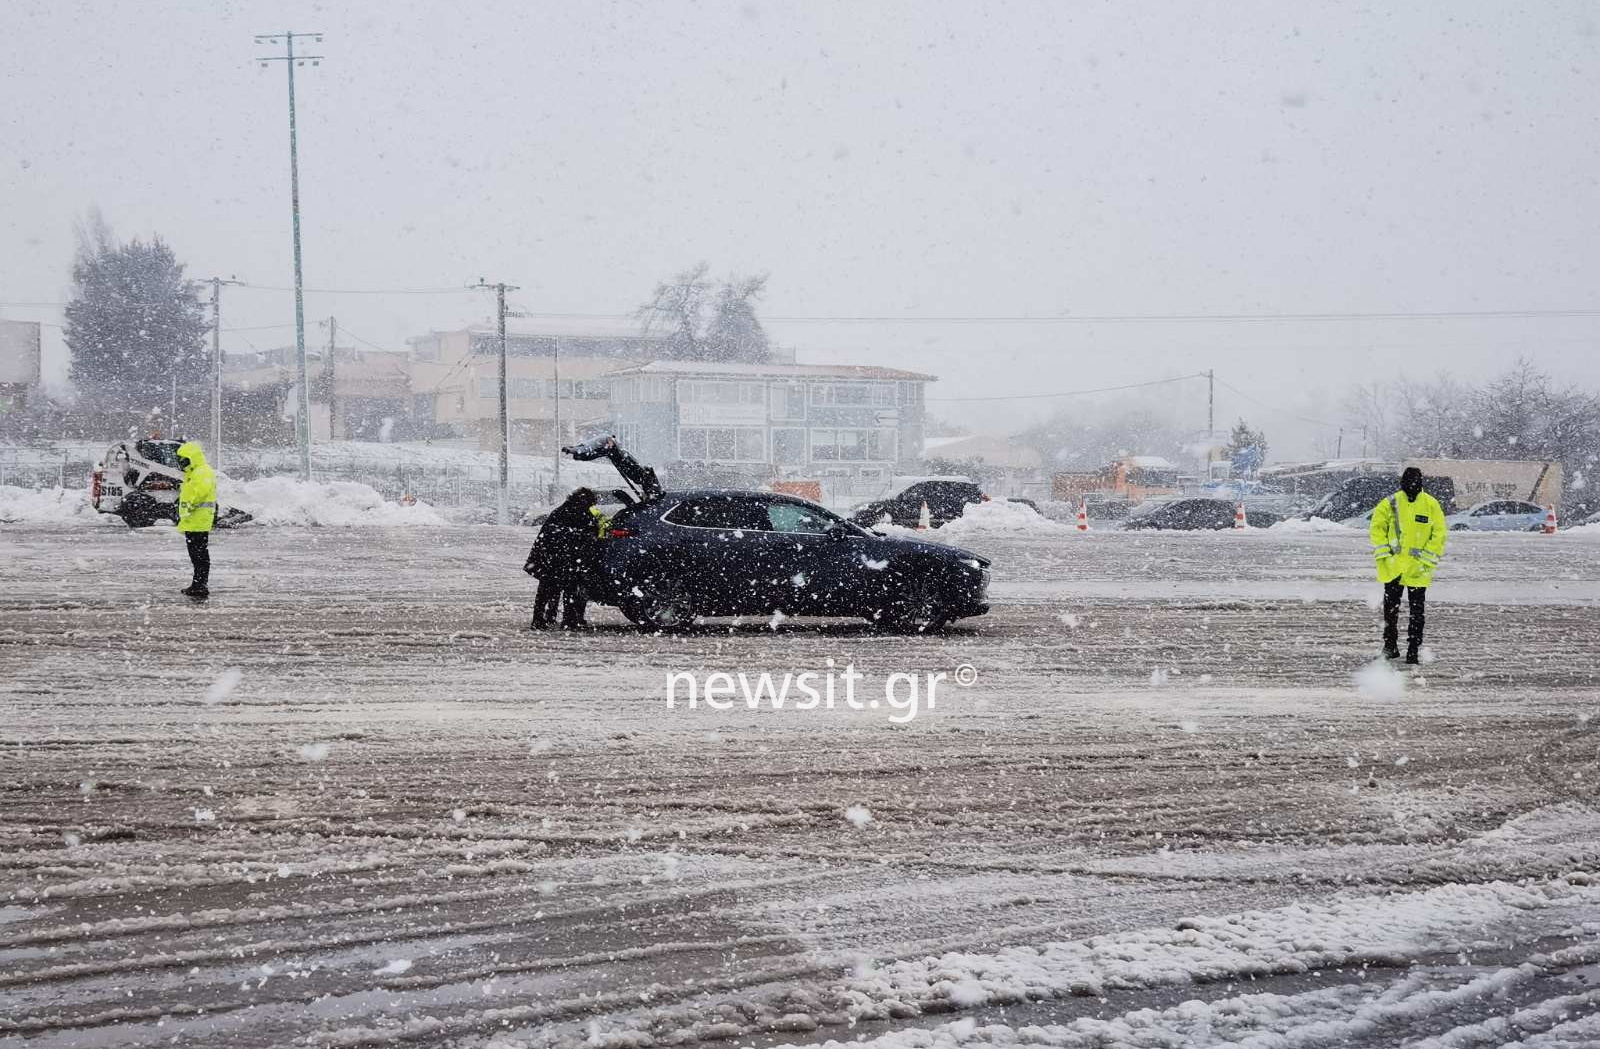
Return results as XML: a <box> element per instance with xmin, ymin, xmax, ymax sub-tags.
<box><xmin>825</xmin><ymin>522</ymin><xmax>850</xmax><ymax>541</ymax></box>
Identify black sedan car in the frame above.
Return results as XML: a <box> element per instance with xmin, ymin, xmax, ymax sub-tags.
<box><xmin>1121</xmin><ymin>498</ymin><xmax>1284</xmax><ymax>531</ymax></box>
<box><xmin>848</xmin><ymin>480</ymin><xmax>988</xmax><ymax>529</ymax></box>
<box><xmin>586</xmin><ymin>490</ymin><xmax>991</xmax><ymax>632</ymax></box>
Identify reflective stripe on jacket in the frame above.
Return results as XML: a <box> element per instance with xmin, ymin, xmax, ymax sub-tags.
<box><xmin>175</xmin><ymin>440</ymin><xmax>218</xmax><ymax>533</ymax></box>
<box><xmin>1369</xmin><ymin>490</ymin><xmax>1447</xmax><ymax>587</ymax></box>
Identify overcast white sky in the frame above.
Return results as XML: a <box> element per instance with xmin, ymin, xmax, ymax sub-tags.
<box><xmin>3</xmin><ymin>0</ymin><xmax>1597</xmax><ymax>457</ymax></box>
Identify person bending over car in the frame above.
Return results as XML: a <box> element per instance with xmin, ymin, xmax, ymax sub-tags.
<box><xmin>524</xmin><ymin>487</ymin><xmax>607</xmax><ymax>629</ymax></box>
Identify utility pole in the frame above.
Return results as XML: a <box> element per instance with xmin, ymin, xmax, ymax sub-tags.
<box><xmin>325</xmin><ymin>315</ymin><xmax>337</xmax><ymax>440</ymax></box>
<box><xmin>1206</xmin><ymin>369</ymin><xmax>1215</xmax><ymax>442</ymax></box>
<box><xmin>203</xmin><ymin>276</ymin><xmax>244</xmax><ymax>470</ymax></box>
<box><xmin>553</xmin><ymin>337</ymin><xmax>562</xmax><ymax>493</ymax></box>
<box><xmin>473</xmin><ymin>280</ymin><xmax>519</xmax><ymax>524</ymax></box>
<box><xmin>1336</xmin><ymin>427</ymin><xmax>1344</xmax><ymax>459</ymax></box>
<box><xmin>256</xmin><ymin>30</ymin><xmax>324</xmax><ymax>481</ymax></box>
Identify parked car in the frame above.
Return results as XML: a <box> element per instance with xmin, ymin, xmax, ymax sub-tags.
<box><xmin>1121</xmin><ymin>498</ymin><xmax>1283</xmax><ymax>531</ymax></box>
<box><xmin>90</xmin><ymin>440</ymin><xmax>253</xmax><ymax>529</ymax></box>
<box><xmin>1302</xmin><ymin>473</ymin><xmax>1457</xmax><ymax>523</ymax></box>
<box><xmin>586</xmin><ymin>490</ymin><xmax>989</xmax><ymax>632</ymax></box>
<box><xmin>848</xmin><ymin>480</ymin><xmax>988</xmax><ymax>529</ymax></box>
<box><xmin>1445</xmin><ymin>500</ymin><xmax>1549</xmax><ymax>532</ymax></box>
<box><xmin>561</xmin><ymin>436</ymin><xmax>990</xmax><ymax>632</ymax></box>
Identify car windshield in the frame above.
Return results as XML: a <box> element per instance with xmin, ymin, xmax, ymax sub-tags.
<box><xmin>134</xmin><ymin>441</ymin><xmax>183</xmax><ymax>467</ymax></box>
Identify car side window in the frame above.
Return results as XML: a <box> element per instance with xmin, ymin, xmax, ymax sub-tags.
<box><xmin>665</xmin><ymin>496</ymin><xmax>765</xmax><ymax>531</ymax></box>
<box><xmin>766</xmin><ymin>502</ymin><xmax>837</xmax><ymax>535</ymax></box>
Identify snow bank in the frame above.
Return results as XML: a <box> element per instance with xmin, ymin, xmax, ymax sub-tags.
<box><xmin>229</xmin><ymin>477</ymin><xmax>450</xmax><ymax>527</ymax></box>
<box><xmin>934</xmin><ymin>499</ymin><xmax>1075</xmax><ymax>539</ymax></box>
<box><xmin>1270</xmin><ymin>516</ymin><xmax>1355</xmax><ymax>534</ymax></box>
<box><xmin>1563</xmin><ymin>522</ymin><xmax>1600</xmax><ymax>541</ymax></box>
<box><xmin>0</xmin><ymin>485</ymin><xmax>110</xmax><ymax>526</ymax></box>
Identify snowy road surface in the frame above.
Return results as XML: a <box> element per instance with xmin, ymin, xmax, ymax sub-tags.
<box><xmin>2</xmin><ymin>524</ymin><xmax>1598</xmax><ymax>1047</ymax></box>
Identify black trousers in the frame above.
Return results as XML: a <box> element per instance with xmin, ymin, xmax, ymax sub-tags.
<box><xmin>185</xmin><ymin>532</ymin><xmax>211</xmax><ymax>589</ymax></box>
<box><xmin>1382</xmin><ymin>579</ymin><xmax>1425</xmax><ymax>652</ymax></box>
<box><xmin>532</xmin><ymin>576</ymin><xmax>587</xmax><ymax>628</ymax></box>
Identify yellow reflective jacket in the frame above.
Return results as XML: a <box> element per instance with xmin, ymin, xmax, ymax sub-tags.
<box><xmin>176</xmin><ymin>441</ymin><xmax>218</xmax><ymax>533</ymax></box>
<box><xmin>1369</xmin><ymin>490</ymin><xmax>1446</xmax><ymax>587</ymax></box>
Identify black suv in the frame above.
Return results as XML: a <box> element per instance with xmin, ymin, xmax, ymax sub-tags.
<box><xmin>559</xmin><ymin>436</ymin><xmax>990</xmax><ymax>632</ymax></box>
<box><xmin>848</xmin><ymin>480</ymin><xmax>988</xmax><ymax>529</ymax></box>
<box><xmin>588</xmin><ymin>490</ymin><xmax>990</xmax><ymax>631</ymax></box>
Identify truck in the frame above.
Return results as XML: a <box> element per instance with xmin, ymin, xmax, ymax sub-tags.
<box><xmin>1403</xmin><ymin>458</ymin><xmax>1561</xmax><ymax>510</ymax></box>
<box><xmin>90</xmin><ymin>439</ymin><xmax>253</xmax><ymax>528</ymax></box>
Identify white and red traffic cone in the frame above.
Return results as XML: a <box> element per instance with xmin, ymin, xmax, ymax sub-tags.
<box><xmin>916</xmin><ymin>500</ymin><xmax>932</xmax><ymax>531</ymax></box>
<box><xmin>1543</xmin><ymin>505</ymin><xmax>1558</xmax><ymax>535</ymax></box>
<box><xmin>1233</xmin><ymin>502</ymin><xmax>1247</xmax><ymax>530</ymax></box>
<box><xmin>1076</xmin><ymin>498</ymin><xmax>1090</xmax><ymax>533</ymax></box>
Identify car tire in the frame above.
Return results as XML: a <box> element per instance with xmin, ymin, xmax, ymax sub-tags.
<box><xmin>880</xmin><ymin>563</ymin><xmax>948</xmax><ymax>634</ymax></box>
<box><xmin>621</xmin><ymin>576</ymin><xmax>698</xmax><ymax>632</ymax></box>
<box><xmin>1450</xmin><ymin>523</ymin><xmax>1468</xmax><ymax>531</ymax></box>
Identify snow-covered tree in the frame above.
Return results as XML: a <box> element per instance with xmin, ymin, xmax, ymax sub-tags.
<box><xmin>1223</xmin><ymin>418</ymin><xmax>1269</xmax><ymax>463</ymax></box>
<box><xmin>637</xmin><ymin>263</ymin><xmax>772</xmax><ymax>363</ymax></box>
<box><xmin>64</xmin><ymin>213</ymin><xmax>208</xmax><ymax>430</ymax></box>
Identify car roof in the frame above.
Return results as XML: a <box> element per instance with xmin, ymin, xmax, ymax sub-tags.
<box><xmin>660</xmin><ymin>488</ymin><xmax>826</xmax><ymax>506</ymax></box>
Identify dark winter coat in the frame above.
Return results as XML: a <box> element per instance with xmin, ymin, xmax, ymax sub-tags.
<box><xmin>525</xmin><ymin>499</ymin><xmax>600</xmax><ymax>584</ymax></box>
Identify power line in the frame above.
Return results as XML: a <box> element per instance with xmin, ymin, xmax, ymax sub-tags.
<box><xmin>496</xmin><ymin>307</ymin><xmax>1600</xmax><ymax>325</ymax></box>
<box><xmin>1213</xmin><ymin>376</ymin><xmax>1340</xmax><ymax>430</ymax></box>
<box><xmin>232</xmin><ymin>282</ymin><xmax>475</xmax><ymax>295</ymax></box>
<box><xmin>927</xmin><ymin>373</ymin><xmax>1207</xmax><ymax>403</ymax></box>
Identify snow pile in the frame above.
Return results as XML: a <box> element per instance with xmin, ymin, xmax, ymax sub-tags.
<box><xmin>1354</xmin><ymin>659</ymin><xmax>1407</xmax><ymax>700</ymax></box>
<box><xmin>814</xmin><ymin>879</ymin><xmax>1580</xmax><ymax>1029</ymax></box>
<box><xmin>1270</xmin><ymin>516</ymin><xmax>1355</xmax><ymax>534</ymax></box>
<box><xmin>1563</xmin><ymin>522</ymin><xmax>1600</xmax><ymax>541</ymax></box>
<box><xmin>229</xmin><ymin>477</ymin><xmax>450</xmax><ymax>527</ymax></box>
<box><xmin>935</xmin><ymin>499</ymin><xmax>1075</xmax><ymax>539</ymax></box>
<box><xmin>0</xmin><ymin>485</ymin><xmax>110</xmax><ymax>526</ymax></box>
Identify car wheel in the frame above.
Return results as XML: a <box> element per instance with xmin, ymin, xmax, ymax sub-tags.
<box><xmin>1450</xmin><ymin>523</ymin><xmax>1468</xmax><ymax>531</ymax></box>
<box><xmin>881</xmin><ymin>565</ymin><xmax>948</xmax><ymax>634</ymax></box>
<box><xmin>621</xmin><ymin>577</ymin><xmax>698</xmax><ymax>631</ymax></box>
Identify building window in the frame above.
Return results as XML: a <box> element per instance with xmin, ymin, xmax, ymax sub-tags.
<box><xmin>809</xmin><ymin>383</ymin><xmax>896</xmax><ymax>407</ymax></box>
<box><xmin>679</xmin><ymin>380</ymin><xmax>765</xmax><ymax>406</ymax></box>
<box><xmin>809</xmin><ymin>428</ymin><xmax>897</xmax><ymax>462</ymax></box>
<box><xmin>772</xmin><ymin>427</ymin><xmax>806</xmax><ymax>465</ymax></box>
<box><xmin>771</xmin><ymin>383</ymin><xmax>806</xmax><ymax>421</ymax></box>
<box><xmin>679</xmin><ymin>426</ymin><xmax>766</xmax><ymax>463</ymax></box>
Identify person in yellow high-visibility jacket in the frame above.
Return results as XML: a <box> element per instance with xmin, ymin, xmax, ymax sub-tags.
<box><xmin>1368</xmin><ymin>467</ymin><xmax>1447</xmax><ymax>663</ymax></box>
<box><xmin>175</xmin><ymin>440</ymin><xmax>218</xmax><ymax>599</ymax></box>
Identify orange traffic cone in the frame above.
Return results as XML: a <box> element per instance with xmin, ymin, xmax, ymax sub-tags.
<box><xmin>1543</xmin><ymin>505</ymin><xmax>1558</xmax><ymax>535</ymax></box>
<box><xmin>1076</xmin><ymin>498</ymin><xmax>1090</xmax><ymax>533</ymax></box>
<box><xmin>1233</xmin><ymin>502</ymin><xmax>1247</xmax><ymax>530</ymax></box>
<box><xmin>916</xmin><ymin>500</ymin><xmax>932</xmax><ymax>530</ymax></box>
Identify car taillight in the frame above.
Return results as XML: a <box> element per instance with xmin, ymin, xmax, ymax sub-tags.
<box><xmin>607</xmin><ymin>528</ymin><xmax>633</xmax><ymax>538</ymax></box>
<box><xmin>91</xmin><ymin>470</ymin><xmax>102</xmax><ymax>502</ymax></box>
<box><xmin>980</xmin><ymin>493</ymin><xmax>990</xmax><ymax>501</ymax></box>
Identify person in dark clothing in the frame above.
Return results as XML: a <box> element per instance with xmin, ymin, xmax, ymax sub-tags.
<box><xmin>524</xmin><ymin>488</ymin><xmax>602</xmax><ymax>629</ymax></box>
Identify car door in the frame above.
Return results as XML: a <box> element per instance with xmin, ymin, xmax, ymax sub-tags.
<box><xmin>660</xmin><ymin>495</ymin><xmax>770</xmax><ymax>615</ymax></box>
<box><xmin>755</xmin><ymin>499</ymin><xmax>859</xmax><ymax>615</ymax></box>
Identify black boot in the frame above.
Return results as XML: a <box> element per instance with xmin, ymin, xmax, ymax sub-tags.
<box><xmin>1382</xmin><ymin>644</ymin><xmax>1400</xmax><ymax>660</ymax></box>
<box><xmin>1404</xmin><ymin>647</ymin><xmax>1420</xmax><ymax>665</ymax></box>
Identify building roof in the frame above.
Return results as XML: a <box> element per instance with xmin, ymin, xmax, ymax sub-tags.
<box><xmin>468</xmin><ymin>317</ymin><xmax>667</xmax><ymax>340</ymax></box>
<box><xmin>921</xmin><ymin>433</ymin><xmax>1042</xmax><ymax>469</ymax></box>
<box><xmin>605</xmin><ymin>360</ymin><xmax>937</xmax><ymax>382</ymax></box>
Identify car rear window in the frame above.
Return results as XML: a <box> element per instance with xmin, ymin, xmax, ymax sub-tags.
<box><xmin>664</xmin><ymin>496</ymin><xmax>767</xmax><ymax>531</ymax></box>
